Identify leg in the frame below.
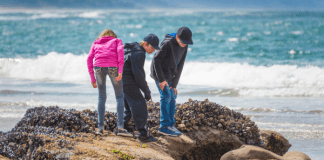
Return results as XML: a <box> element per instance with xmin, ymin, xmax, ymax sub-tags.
<box><xmin>155</xmin><ymin>81</ymin><xmax>172</xmax><ymax>129</ymax></box>
<box><xmin>169</xmin><ymin>87</ymin><xmax>177</xmax><ymax>127</ymax></box>
<box><xmin>108</xmin><ymin>67</ymin><xmax>125</xmax><ymax>128</ymax></box>
<box><xmin>124</xmin><ymin>98</ymin><xmax>132</xmax><ymax>124</ymax></box>
<box><xmin>124</xmin><ymin>87</ymin><xmax>148</xmax><ymax>137</ymax></box>
<box><xmin>95</xmin><ymin>67</ymin><xmax>107</xmax><ymax>130</ymax></box>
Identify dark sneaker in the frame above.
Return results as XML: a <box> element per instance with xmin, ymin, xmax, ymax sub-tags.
<box><xmin>116</xmin><ymin>128</ymin><xmax>133</xmax><ymax>137</ymax></box>
<box><xmin>158</xmin><ymin>126</ymin><xmax>181</xmax><ymax>137</ymax></box>
<box><xmin>169</xmin><ymin>126</ymin><xmax>182</xmax><ymax>136</ymax></box>
<box><xmin>138</xmin><ymin>133</ymin><xmax>158</xmax><ymax>143</ymax></box>
<box><xmin>95</xmin><ymin>129</ymin><xmax>104</xmax><ymax>135</ymax></box>
<box><xmin>124</xmin><ymin>122</ymin><xmax>135</xmax><ymax>133</ymax></box>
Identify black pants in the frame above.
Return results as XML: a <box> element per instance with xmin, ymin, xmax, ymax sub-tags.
<box><xmin>123</xmin><ymin>85</ymin><xmax>148</xmax><ymax>136</ymax></box>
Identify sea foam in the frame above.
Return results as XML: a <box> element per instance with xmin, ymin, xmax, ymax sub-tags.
<box><xmin>1</xmin><ymin>52</ymin><xmax>324</xmax><ymax>97</ymax></box>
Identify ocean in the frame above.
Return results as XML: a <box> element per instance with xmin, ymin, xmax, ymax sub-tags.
<box><xmin>0</xmin><ymin>9</ymin><xmax>323</xmax><ymax>159</ymax></box>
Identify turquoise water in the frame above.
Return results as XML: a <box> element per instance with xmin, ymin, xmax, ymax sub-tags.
<box><xmin>0</xmin><ymin>9</ymin><xmax>323</xmax><ymax>159</ymax></box>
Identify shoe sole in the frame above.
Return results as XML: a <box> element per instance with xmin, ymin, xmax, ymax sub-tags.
<box><xmin>117</xmin><ymin>133</ymin><xmax>133</xmax><ymax>137</ymax></box>
<box><xmin>139</xmin><ymin>139</ymin><xmax>158</xmax><ymax>143</ymax></box>
<box><xmin>158</xmin><ymin>131</ymin><xmax>180</xmax><ymax>137</ymax></box>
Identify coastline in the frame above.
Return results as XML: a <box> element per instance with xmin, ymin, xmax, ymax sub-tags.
<box><xmin>0</xmin><ymin>100</ymin><xmax>313</xmax><ymax>159</ymax></box>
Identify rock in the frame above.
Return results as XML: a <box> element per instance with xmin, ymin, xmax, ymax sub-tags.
<box><xmin>282</xmin><ymin>151</ymin><xmax>311</xmax><ymax>160</ymax></box>
<box><xmin>260</xmin><ymin>130</ymin><xmax>291</xmax><ymax>156</ymax></box>
<box><xmin>160</xmin><ymin>135</ymin><xmax>196</xmax><ymax>160</ymax></box>
<box><xmin>220</xmin><ymin>145</ymin><xmax>282</xmax><ymax>160</ymax></box>
<box><xmin>182</xmin><ymin>128</ymin><xmax>244</xmax><ymax>160</ymax></box>
<box><xmin>0</xmin><ymin>100</ymin><xmax>308</xmax><ymax>160</ymax></box>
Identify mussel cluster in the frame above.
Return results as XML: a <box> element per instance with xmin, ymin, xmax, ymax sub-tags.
<box><xmin>0</xmin><ymin>106</ymin><xmax>118</xmax><ymax>159</ymax></box>
<box><xmin>145</xmin><ymin>98</ymin><xmax>261</xmax><ymax>146</ymax></box>
<box><xmin>0</xmin><ymin>99</ymin><xmax>261</xmax><ymax>159</ymax></box>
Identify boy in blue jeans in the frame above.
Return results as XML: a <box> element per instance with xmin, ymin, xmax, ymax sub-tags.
<box><xmin>150</xmin><ymin>27</ymin><xmax>193</xmax><ymax>136</ymax></box>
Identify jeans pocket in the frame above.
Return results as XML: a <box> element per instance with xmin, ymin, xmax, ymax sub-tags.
<box><xmin>109</xmin><ymin>67</ymin><xmax>118</xmax><ymax>77</ymax></box>
<box><xmin>94</xmin><ymin>67</ymin><xmax>102</xmax><ymax>75</ymax></box>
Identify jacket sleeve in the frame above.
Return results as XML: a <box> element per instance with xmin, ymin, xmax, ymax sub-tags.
<box><xmin>116</xmin><ymin>39</ymin><xmax>124</xmax><ymax>73</ymax></box>
<box><xmin>130</xmin><ymin>52</ymin><xmax>151</xmax><ymax>100</ymax></box>
<box><xmin>171</xmin><ymin>47</ymin><xmax>187</xmax><ymax>88</ymax></box>
<box><xmin>152</xmin><ymin>42</ymin><xmax>168</xmax><ymax>83</ymax></box>
<box><xmin>87</xmin><ymin>44</ymin><xmax>96</xmax><ymax>83</ymax></box>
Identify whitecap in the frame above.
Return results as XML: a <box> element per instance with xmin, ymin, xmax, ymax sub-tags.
<box><xmin>97</xmin><ymin>20</ymin><xmax>103</xmax><ymax>24</ymax></box>
<box><xmin>135</xmin><ymin>24</ymin><xmax>142</xmax><ymax>29</ymax></box>
<box><xmin>227</xmin><ymin>38</ymin><xmax>238</xmax><ymax>42</ymax></box>
<box><xmin>217</xmin><ymin>31</ymin><xmax>224</xmax><ymax>36</ymax></box>
<box><xmin>129</xmin><ymin>33</ymin><xmax>136</xmax><ymax>37</ymax></box>
<box><xmin>289</xmin><ymin>50</ymin><xmax>296</xmax><ymax>54</ymax></box>
<box><xmin>291</xmin><ymin>31</ymin><xmax>303</xmax><ymax>35</ymax></box>
<box><xmin>78</xmin><ymin>11</ymin><xmax>102</xmax><ymax>18</ymax></box>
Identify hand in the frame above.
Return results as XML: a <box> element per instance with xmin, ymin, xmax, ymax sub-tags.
<box><xmin>159</xmin><ymin>81</ymin><xmax>168</xmax><ymax>91</ymax></box>
<box><xmin>170</xmin><ymin>87</ymin><xmax>177</xmax><ymax>95</ymax></box>
<box><xmin>151</xmin><ymin>98</ymin><xmax>153</xmax><ymax>102</ymax></box>
<box><xmin>115</xmin><ymin>73</ymin><xmax>122</xmax><ymax>81</ymax></box>
<box><xmin>91</xmin><ymin>82</ymin><xmax>97</xmax><ymax>88</ymax></box>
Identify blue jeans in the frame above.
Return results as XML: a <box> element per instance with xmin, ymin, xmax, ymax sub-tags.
<box><xmin>95</xmin><ymin>66</ymin><xmax>124</xmax><ymax>129</ymax></box>
<box><xmin>155</xmin><ymin>81</ymin><xmax>177</xmax><ymax>129</ymax></box>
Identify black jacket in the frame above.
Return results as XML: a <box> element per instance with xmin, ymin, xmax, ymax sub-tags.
<box><xmin>122</xmin><ymin>42</ymin><xmax>151</xmax><ymax>101</ymax></box>
<box><xmin>150</xmin><ymin>34</ymin><xmax>188</xmax><ymax>89</ymax></box>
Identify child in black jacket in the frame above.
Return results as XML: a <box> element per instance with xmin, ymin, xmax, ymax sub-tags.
<box><xmin>122</xmin><ymin>34</ymin><xmax>160</xmax><ymax>142</ymax></box>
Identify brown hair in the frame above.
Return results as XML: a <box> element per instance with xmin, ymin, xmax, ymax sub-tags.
<box><xmin>96</xmin><ymin>29</ymin><xmax>117</xmax><ymax>40</ymax></box>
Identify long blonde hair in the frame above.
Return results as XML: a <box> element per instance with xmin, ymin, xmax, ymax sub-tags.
<box><xmin>96</xmin><ymin>29</ymin><xmax>117</xmax><ymax>40</ymax></box>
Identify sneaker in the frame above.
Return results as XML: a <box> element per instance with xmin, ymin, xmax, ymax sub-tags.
<box><xmin>158</xmin><ymin>126</ymin><xmax>181</xmax><ymax>137</ymax></box>
<box><xmin>116</xmin><ymin>128</ymin><xmax>133</xmax><ymax>137</ymax></box>
<box><xmin>95</xmin><ymin>129</ymin><xmax>104</xmax><ymax>135</ymax></box>
<box><xmin>138</xmin><ymin>133</ymin><xmax>158</xmax><ymax>143</ymax></box>
<box><xmin>169</xmin><ymin>126</ymin><xmax>182</xmax><ymax>136</ymax></box>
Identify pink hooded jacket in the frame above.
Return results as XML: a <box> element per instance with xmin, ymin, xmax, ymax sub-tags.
<box><xmin>87</xmin><ymin>36</ymin><xmax>124</xmax><ymax>83</ymax></box>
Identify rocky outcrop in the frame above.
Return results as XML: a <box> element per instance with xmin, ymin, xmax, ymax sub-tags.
<box><xmin>282</xmin><ymin>151</ymin><xmax>311</xmax><ymax>160</ymax></box>
<box><xmin>181</xmin><ymin>128</ymin><xmax>243</xmax><ymax>160</ymax></box>
<box><xmin>260</xmin><ymin>130</ymin><xmax>291</xmax><ymax>156</ymax></box>
<box><xmin>220</xmin><ymin>145</ymin><xmax>282</xmax><ymax>160</ymax></box>
<box><xmin>0</xmin><ymin>99</ymin><xmax>309</xmax><ymax>160</ymax></box>
<box><xmin>220</xmin><ymin>145</ymin><xmax>311</xmax><ymax>160</ymax></box>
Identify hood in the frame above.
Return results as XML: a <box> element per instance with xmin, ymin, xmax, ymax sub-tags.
<box><xmin>124</xmin><ymin>42</ymin><xmax>144</xmax><ymax>55</ymax></box>
<box><xmin>94</xmin><ymin>36</ymin><xmax>115</xmax><ymax>44</ymax></box>
<box><xmin>164</xmin><ymin>34</ymin><xmax>178</xmax><ymax>46</ymax></box>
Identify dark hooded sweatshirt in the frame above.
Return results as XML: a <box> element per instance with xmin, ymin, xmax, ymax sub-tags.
<box><xmin>122</xmin><ymin>42</ymin><xmax>151</xmax><ymax>101</ymax></box>
<box><xmin>150</xmin><ymin>34</ymin><xmax>188</xmax><ymax>89</ymax></box>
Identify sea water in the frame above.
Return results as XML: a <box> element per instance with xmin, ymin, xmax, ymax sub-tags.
<box><xmin>0</xmin><ymin>9</ymin><xmax>323</xmax><ymax>159</ymax></box>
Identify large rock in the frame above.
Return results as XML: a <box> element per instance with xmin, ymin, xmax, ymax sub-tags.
<box><xmin>220</xmin><ymin>145</ymin><xmax>282</xmax><ymax>160</ymax></box>
<box><xmin>282</xmin><ymin>151</ymin><xmax>311</xmax><ymax>160</ymax></box>
<box><xmin>158</xmin><ymin>134</ymin><xmax>196</xmax><ymax>160</ymax></box>
<box><xmin>181</xmin><ymin>127</ymin><xmax>244</xmax><ymax>160</ymax></box>
<box><xmin>260</xmin><ymin>130</ymin><xmax>291</xmax><ymax>156</ymax></box>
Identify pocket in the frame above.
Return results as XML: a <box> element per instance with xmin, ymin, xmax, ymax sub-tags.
<box><xmin>109</xmin><ymin>67</ymin><xmax>118</xmax><ymax>77</ymax></box>
<box><xmin>94</xmin><ymin>66</ymin><xmax>102</xmax><ymax>74</ymax></box>
<box><xmin>171</xmin><ymin>88</ymin><xmax>178</xmax><ymax>99</ymax></box>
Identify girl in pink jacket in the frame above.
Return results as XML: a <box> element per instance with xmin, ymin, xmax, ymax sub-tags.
<box><xmin>87</xmin><ymin>29</ymin><xmax>132</xmax><ymax>136</ymax></box>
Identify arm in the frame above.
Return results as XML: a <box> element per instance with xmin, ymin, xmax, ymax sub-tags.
<box><xmin>87</xmin><ymin>44</ymin><xmax>96</xmax><ymax>83</ymax></box>
<box><xmin>116</xmin><ymin>39</ymin><xmax>124</xmax><ymax>73</ymax></box>
<box><xmin>152</xmin><ymin>42</ymin><xmax>168</xmax><ymax>83</ymax></box>
<box><xmin>171</xmin><ymin>47</ymin><xmax>187</xmax><ymax>88</ymax></box>
<box><xmin>131</xmin><ymin>52</ymin><xmax>151</xmax><ymax>101</ymax></box>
